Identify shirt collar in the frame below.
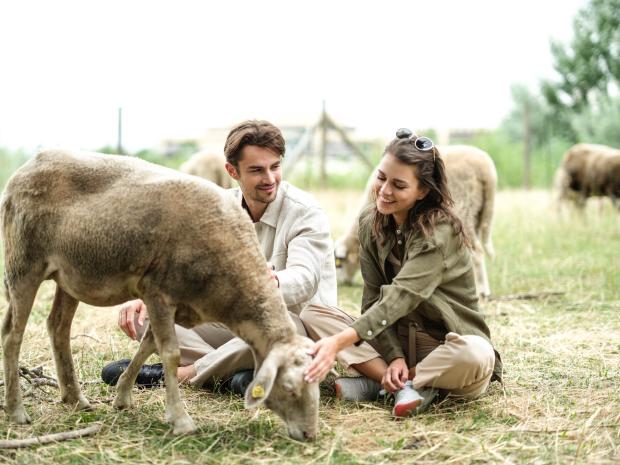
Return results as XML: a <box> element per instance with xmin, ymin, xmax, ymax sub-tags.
<box><xmin>236</xmin><ymin>181</ymin><xmax>286</xmax><ymax>228</ymax></box>
<box><xmin>259</xmin><ymin>181</ymin><xmax>286</xmax><ymax>228</ymax></box>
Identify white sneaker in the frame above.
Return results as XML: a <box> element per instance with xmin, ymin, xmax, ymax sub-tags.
<box><xmin>335</xmin><ymin>377</ymin><xmax>382</xmax><ymax>401</ymax></box>
<box><xmin>392</xmin><ymin>381</ymin><xmax>438</xmax><ymax>417</ymax></box>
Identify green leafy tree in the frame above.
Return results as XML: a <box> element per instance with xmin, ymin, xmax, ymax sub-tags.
<box><xmin>571</xmin><ymin>94</ymin><xmax>620</xmax><ymax>147</ymax></box>
<box><xmin>542</xmin><ymin>0</ymin><xmax>620</xmax><ymax>112</ymax></box>
<box><xmin>503</xmin><ymin>84</ymin><xmax>553</xmax><ymax>147</ymax></box>
<box><xmin>501</xmin><ymin>84</ymin><xmax>558</xmax><ymax>187</ymax></box>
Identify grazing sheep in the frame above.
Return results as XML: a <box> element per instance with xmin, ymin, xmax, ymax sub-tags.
<box><xmin>555</xmin><ymin>143</ymin><xmax>620</xmax><ymax>210</ymax></box>
<box><xmin>1</xmin><ymin>149</ymin><xmax>319</xmax><ymax>439</ymax></box>
<box><xmin>179</xmin><ymin>151</ymin><xmax>235</xmax><ymax>188</ymax></box>
<box><xmin>335</xmin><ymin>145</ymin><xmax>497</xmax><ymax>298</ymax></box>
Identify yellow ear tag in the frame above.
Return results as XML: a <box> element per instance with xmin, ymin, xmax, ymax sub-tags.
<box><xmin>251</xmin><ymin>384</ymin><xmax>265</xmax><ymax>399</ymax></box>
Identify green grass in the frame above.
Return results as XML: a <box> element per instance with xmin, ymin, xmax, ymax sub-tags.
<box><xmin>1</xmin><ymin>190</ymin><xmax>619</xmax><ymax>464</ymax></box>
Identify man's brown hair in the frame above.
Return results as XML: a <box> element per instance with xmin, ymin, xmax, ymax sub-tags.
<box><xmin>224</xmin><ymin>120</ymin><xmax>286</xmax><ymax>167</ymax></box>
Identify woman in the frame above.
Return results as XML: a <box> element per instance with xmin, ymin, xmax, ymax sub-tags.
<box><xmin>306</xmin><ymin>128</ymin><xmax>502</xmax><ymax>417</ymax></box>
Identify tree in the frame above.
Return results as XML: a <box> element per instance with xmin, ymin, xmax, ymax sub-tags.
<box><xmin>502</xmin><ymin>84</ymin><xmax>554</xmax><ymax>187</ymax></box>
<box><xmin>571</xmin><ymin>95</ymin><xmax>620</xmax><ymax>147</ymax></box>
<box><xmin>542</xmin><ymin>0</ymin><xmax>620</xmax><ymax>112</ymax></box>
<box><xmin>503</xmin><ymin>85</ymin><xmax>551</xmax><ymax>146</ymax></box>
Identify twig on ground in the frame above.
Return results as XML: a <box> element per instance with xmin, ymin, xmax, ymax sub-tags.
<box><xmin>13</xmin><ymin>366</ymin><xmax>60</xmax><ymax>401</ymax></box>
<box><xmin>81</xmin><ymin>379</ymin><xmax>104</xmax><ymax>385</ymax></box>
<box><xmin>18</xmin><ymin>367</ymin><xmax>59</xmax><ymax>390</ymax></box>
<box><xmin>29</xmin><ymin>378</ymin><xmax>59</xmax><ymax>388</ymax></box>
<box><xmin>71</xmin><ymin>333</ymin><xmax>101</xmax><ymax>343</ymax></box>
<box><xmin>19</xmin><ymin>366</ymin><xmax>57</xmax><ymax>382</ymax></box>
<box><xmin>510</xmin><ymin>423</ymin><xmax>620</xmax><ymax>434</ymax></box>
<box><xmin>489</xmin><ymin>291</ymin><xmax>565</xmax><ymax>301</ymax></box>
<box><xmin>0</xmin><ymin>423</ymin><xmax>102</xmax><ymax>449</ymax></box>
<box><xmin>89</xmin><ymin>397</ymin><xmax>115</xmax><ymax>404</ymax></box>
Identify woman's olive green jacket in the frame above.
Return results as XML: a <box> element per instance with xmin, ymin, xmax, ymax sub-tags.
<box><xmin>350</xmin><ymin>211</ymin><xmax>502</xmax><ymax>381</ymax></box>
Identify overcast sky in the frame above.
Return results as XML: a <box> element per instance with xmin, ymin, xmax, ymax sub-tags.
<box><xmin>0</xmin><ymin>0</ymin><xmax>586</xmax><ymax>152</ymax></box>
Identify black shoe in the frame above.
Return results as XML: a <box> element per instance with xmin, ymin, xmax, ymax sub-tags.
<box><xmin>101</xmin><ymin>359</ymin><xmax>164</xmax><ymax>388</ymax></box>
<box><xmin>229</xmin><ymin>370</ymin><xmax>254</xmax><ymax>396</ymax></box>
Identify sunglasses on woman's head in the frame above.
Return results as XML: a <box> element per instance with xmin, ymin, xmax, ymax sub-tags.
<box><xmin>395</xmin><ymin>128</ymin><xmax>434</xmax><ymax>152</ymax></box>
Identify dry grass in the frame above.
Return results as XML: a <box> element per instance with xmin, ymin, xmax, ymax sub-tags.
<box><xmin>1</xmin><ymin>189</ymin><xmax>619</xmax><ymax>464</ymax></box>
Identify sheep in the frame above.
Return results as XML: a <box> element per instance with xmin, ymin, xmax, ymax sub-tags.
<box><xmin>334</xmin><ymin>171</ymin><xmax>375</xmax><ymax>286</ymax></box>
<box><xmin>442</xmin><ymin>145</ymin><xmax>497</xmax><ymax>298</ymax></box>
<box><xmin>1</xmin><ymin>149</ymin><xmax>319</xmax><ymax>439</ymax></box>
<box><xmin>554</xmin><ymin>143</ymin><xmax>620</xmax><ymax>210</ymax></box>
<box><xmin>179</xmin><ymin>151</ymin><xmax>235</xmax><ymax>188</ymax></box>
<box><xmin>335</xmin><ymin>145</ymin><xmax>497</xmax><ymax>298</ymax></box>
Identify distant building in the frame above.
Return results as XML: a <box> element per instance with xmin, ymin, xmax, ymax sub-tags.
<box><xmin>161</xmin><ymin>124</ymin><xmax>359</xmax><ymax>160</ymax></box>
<box><xmin>447</xmin><ymin>128</ymin><xmax>489</xmax><ymax>144</ymax></box>
<box><xmin>159</xmin><ymin>125</ymin><xmax>489</xmax><ymax>162</ymax></box>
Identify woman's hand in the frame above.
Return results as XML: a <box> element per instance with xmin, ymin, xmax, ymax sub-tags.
<box><xmin>304</xmin><ymin>336</ymin><xmax>340</xmax><ymax>383</ymax></box>
<box><xmin>117</xmin><ymin>299</ymin><xmax>148</xmax><ymax>340</ymax></box>
<box><xmin>382</xmin><ymin>357</ymin><xmax>409</xmax><ymax>392</ymax></box>
<box><xmin>304</xmin><ymin>328</ymin><xmax>360</xmax><ymax>383</ymax></box>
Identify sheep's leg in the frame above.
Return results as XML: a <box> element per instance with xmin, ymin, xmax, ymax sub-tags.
<box><xmin>145</xmin><ymin>295</ymin><xmax>196</xmax><ymax>435</ymax></box>
<box><xmin>471</xmin><ymin>240</ymin><xmax>491</xmax><ymax>299</ymax></box>
<box><xmin>47</xmin><ymin>286</ymin><xmax>90</xmax><ymax>410</ymax></box>
<box><xmin>1</xmin><ymin>275</ymin><xmax>41</xmax><ymax>424</ymax></box>
<box><xmin>113</xmin><ymin>327</ymin><xmax>157</xmax><ymax>410</ymax></box>
<box><xmin>477</xmin><ymin>223</ymin><xmax>495</xmax><ymax>261</ymax></box>
<box><xmin>574</xmin><ymin>193</ymin><xmax>587</xmax><ymax>210</ymax></box>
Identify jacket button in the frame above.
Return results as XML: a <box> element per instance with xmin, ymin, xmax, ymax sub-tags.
<box><xmin>367</xmin><ymin>330</ymin><xmax>373</xmax><ymax>336</ymax></box>
<box><xmin>381</xmin><ymin>320</ymin><xmax>387</xmax><ymax>325</ymax></box>
<box><xmin>397</xmin><ymin>240</ymin><xmax>402</xmax><ymax>245</ymax></box>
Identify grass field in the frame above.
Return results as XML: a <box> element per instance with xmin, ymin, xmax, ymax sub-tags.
<box><xmin>0</xmin><ymin>189</ymin><xmax>619</xmax><ymax>464</ymax></box>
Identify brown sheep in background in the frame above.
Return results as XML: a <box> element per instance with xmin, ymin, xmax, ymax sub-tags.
<box><xmin>179</xmin><ymin>150</ymin><xmax>235</xmax><ymax>188</ymax></box>
<box><xmin>335</xmin><ymin>145</ymin><xmax>497</xmax><ymax>299</ymax></box>
<box><xmin>555</xmin><ymin>143</ymin><xmax>620</xmax><ymax>210</ymax></box>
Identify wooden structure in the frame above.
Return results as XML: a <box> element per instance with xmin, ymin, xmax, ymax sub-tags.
<box><xmin>284</xmin><ymin>103</ymin><xmax>374</xmax><ymax>186</ymax></box>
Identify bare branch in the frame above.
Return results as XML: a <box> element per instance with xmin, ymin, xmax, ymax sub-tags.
<box><xmin>71</xmin><ymin>333</ymin><xmax>101</xmax><ymax>343</ymax></box>
<box><xmin>19</xmin><ymin>366</ymin><xmax>57</xmax><ymax>382</ymax></box>
<box><xmin>30</xmin><ymin>378</ymin><xmax>59</xmax><ymax>388</ymax></box>
<box><xmin>0</xmin><ymin>424</ymin><xmax>102</xmax><ymax>449</ymax></box>
<box><xmin>489</xmin><ymin>291</ymin><xmax>565</xmax><ymax>301</ymax></box>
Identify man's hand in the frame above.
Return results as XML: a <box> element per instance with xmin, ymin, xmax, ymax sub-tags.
<box><xmin>266</xmin><ymin>261</ymin><xmax>279</xmax><ymax>287</ymax></box>
<box><xmin>117</xmin><ymin>299</ymin><xmax>148</xmax><ymax>340</ymax></box>
<box><xmin>382</xmin><ymin>357</ymin><xmax>409</xmax><ymax>392</ymax></box>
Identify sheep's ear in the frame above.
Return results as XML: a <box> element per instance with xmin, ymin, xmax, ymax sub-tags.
<box><xmin>244</xmin><ymin>348</ymin><xmax>282</xmax><ymax>409</ymax></box>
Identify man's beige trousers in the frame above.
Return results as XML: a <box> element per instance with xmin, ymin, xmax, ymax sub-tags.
<box><xmin>173</xmin><ymin>304</ymin><xmax>380</xmax><ymax>387</ymax></box>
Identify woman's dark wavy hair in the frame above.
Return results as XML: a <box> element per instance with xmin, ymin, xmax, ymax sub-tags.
<box><xmin>371</xmin><ymin>132</ymin><xmax>471</xmax><ymax>248</ymax></box>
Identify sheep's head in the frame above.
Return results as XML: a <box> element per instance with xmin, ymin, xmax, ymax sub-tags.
<box><xmin>334</xmin><ymin>239</ymin><xmax>359</xmax><ymax>285</ymax></box>
<box><xmin>244</xmin><ymin>335</ymin><xmax>319</xmax><ymax>440</ymax></box>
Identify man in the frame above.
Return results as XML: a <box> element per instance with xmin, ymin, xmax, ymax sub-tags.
<box><xmin>102</xmin><ymin>120</ymin><xmax>386</xmax><ymax>399</ymax></box>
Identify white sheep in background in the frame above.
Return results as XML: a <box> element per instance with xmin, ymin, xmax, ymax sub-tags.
<box><xmin>180</xmin><ymin>150</ymin><xmax>235</xmax><ymax>188</ymax></box>
<box><xmin>335</xmin><ymin>145</ymin><xmax>497</xmax><ymax>298</ymax></box>
<box><xmin>1</xmin><ymin>149</ymin><xmax>319</xmax><ymax>439</ymax></box>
